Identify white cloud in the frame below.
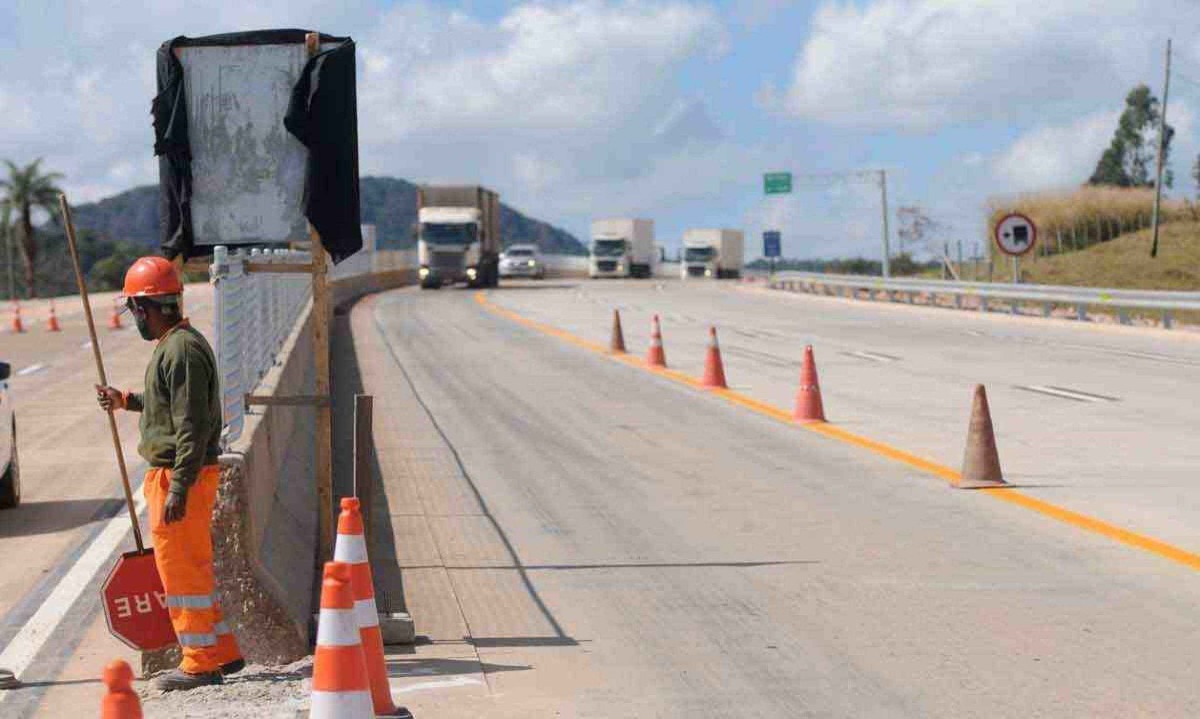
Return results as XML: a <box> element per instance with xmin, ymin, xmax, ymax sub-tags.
<box><xmin>992</xmin><ymin>111</ymin><xmax>1119</xmax><ymax>191</ymax></box>
<box><xmin>784</xmin><ymin>0</ymin><xmax>1184</xmax><ymax>130</ymax></box>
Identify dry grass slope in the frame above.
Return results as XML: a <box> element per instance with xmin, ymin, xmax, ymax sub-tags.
<box><xmin>1017</xmin><ymin>220</ymin><xmax>1200</xmax><ymax>291</ymax></box>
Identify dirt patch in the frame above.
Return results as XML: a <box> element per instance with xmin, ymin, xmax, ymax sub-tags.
<box><xmin>140</xmin><ymin>658</ymin><xmax>312</xmax><ymax>718</ymax></box>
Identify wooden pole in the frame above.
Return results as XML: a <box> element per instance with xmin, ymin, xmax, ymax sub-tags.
<box><xmin>303</xmin><ymin>32</ymin><xmax>335</xmax><ymax>566</ymax></box>
<box><xmin>59</xmin><ymin>194</ymin><xmax>145</xmax><ymax>552</ymax></box>
<box><xmin>1151</xmin><ymin>38</ymin><xmax>1172</xmax><ymax>259</ymax></box>
<box><xmin>353</xmin><ymin>395</ymin><xmax>374</xmax><ymax>543</ymax></box>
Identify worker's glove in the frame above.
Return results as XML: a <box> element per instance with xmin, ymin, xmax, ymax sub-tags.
<box><xmin>95</xmin><ymin>385</ymin><xmax>126</xmax><ymax>412</ymax></box>
<box><xmin>163</xmin><ymin>490</ymin><xmax>188</xmax><ymax>524</ymax></box>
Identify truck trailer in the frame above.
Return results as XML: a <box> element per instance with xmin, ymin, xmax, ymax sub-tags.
<box><xmin>680</xmin><ymin>228</ymin><xmax>744</xmax><ymax>280</ymax></box>
<box><xmin>416</xmin><ymin>185</ymin><xmax>501</xmax><ymax>289</ymax></box>
<box><xmin>589</xmin><ymin>219</ymin><xmax>655</xmax><ymax>278</ymax></box>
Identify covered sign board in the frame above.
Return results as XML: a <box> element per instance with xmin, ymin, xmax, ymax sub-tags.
<box><xmin>763</xmin><ymin>231</ymin><xmax>781</xmax><ymax>258</ymax></box>
<box><xmin>101</xmin><ymin>550</ymin><xmax>176</xmax><ymax>651</ymax></box>
<box><xmin>155</xmin><ymin>30</ymin><xmax>362</xmax><ymax>261</ymax></box>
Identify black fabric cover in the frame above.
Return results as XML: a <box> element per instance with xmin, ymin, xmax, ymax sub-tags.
<box><xmin>152</xmin><ymin>30</ymin><xmax>362</xmax><ymax>262</ymax></box>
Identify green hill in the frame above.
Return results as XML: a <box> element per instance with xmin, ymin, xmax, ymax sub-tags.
<box><xmin>1015</xmin><ymin>221</ymin><xmax>1200</xmax><ymax>291</ymax></box>
<box><xmin>66</xmin><ymin>176</ymin><xmax>586</xmax><ymax>255</ymax></box>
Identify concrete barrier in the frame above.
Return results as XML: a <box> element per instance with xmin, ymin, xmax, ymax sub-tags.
<box><xmin>214</xmin><ymin>267</ymin><xmax>416</xmax><ymax>661</ymax></box>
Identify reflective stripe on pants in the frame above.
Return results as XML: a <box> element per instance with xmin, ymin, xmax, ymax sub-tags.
<box><xmin>146</xmin><ymin>465</ymin><xmax>243</xmax><ymax>673</ymax></box>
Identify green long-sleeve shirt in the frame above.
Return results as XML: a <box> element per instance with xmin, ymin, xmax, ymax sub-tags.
<box><xmin>125</xmin><ymin>321</ymin><xmax>222</xmax><ymax>495</ymax></box>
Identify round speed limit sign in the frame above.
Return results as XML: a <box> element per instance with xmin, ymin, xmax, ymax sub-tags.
<box><xmin>994</xmin><ymin>213</ymin><xmax>1037</xmax><ymax>257</ymax></box>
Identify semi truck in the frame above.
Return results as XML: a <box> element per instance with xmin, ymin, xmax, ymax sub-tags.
<box><xmin>589</xmin><ymin>219</ymin><xmax>655</xmax><ymax>278</ymax></box>
<box><xmin>680</xmin><ymin>228</ymin><xmax>744</xmax><ymax>279</ymax></box>
<box><xmin>416</xmin><ymin>185</ymin><xmax>501</xmax><ymax>289</ymax></box>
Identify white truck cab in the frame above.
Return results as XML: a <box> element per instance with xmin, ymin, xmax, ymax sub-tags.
<box><xmin>681</xmin><ymin>229</ymin><xmax>744</xmax><ymax>280</ymax></box>
<box><xmin>589</xmin><ymin>219</ymin><xmax>655</xmax><ymax>279</ymax></box>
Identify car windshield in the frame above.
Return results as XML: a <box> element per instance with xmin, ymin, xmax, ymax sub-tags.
<box><xmin>684</xmin><ymin>247</ymin><xmax>716</xmax><ymax>262</ymax></box>
<box><xmin>592</xmin><ymin>239</ymin><xmax>626</xmax><ymax>256</ymax></box>
<box><xmin>506</xmin><ymin>248</ymin><xmax>534</xmax><ymax>257</ymax></box>
<box><xmin>422</xmin><ymin>223</ymin><xmax>477</xmax><ymax>245</ymax></box>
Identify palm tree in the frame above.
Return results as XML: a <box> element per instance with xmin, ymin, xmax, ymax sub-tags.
<box><xmin>0</xmin><ymin>159</ymin><xmax>64</xmax><ymax>298</ymax></box>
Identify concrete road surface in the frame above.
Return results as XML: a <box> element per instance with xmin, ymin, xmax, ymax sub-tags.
<box><xmin>355</xmin><ymin>281</ymin><xmax>1200</xmax><ymax>717</ymax></box>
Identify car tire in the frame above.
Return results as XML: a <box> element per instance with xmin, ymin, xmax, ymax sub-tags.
<box><xmin>1</xmin><ymin>422</ymin><xmax>20</xmax><ymax>510</ymax></box>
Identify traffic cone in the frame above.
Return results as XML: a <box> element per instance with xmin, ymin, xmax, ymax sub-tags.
<box><xmin>311</xmin><ymin>562</ymin><xmax>373</xmax><ymax>719</ymax></box>
<box><xmin>336</xmin><ymin>497</ymin><xmax>405</xmax><ymax>717</ymax></box>
<box><xmin>108</xmin><ymin>298</ymin><xmax>123</xmax><ymax>330</ymax></box>
<box><xmin>100</xmin><ymin>659</ymin><xmax>142</xmax><ymax>719</ymax></box>
<box><xmin>793</xmin><ymin>345</ymin><xmax>826</xmax><ymax>423</ymax></box>
<box><xmin>646</xmin><ymin>315</ymin><xmax>667</xmax><ymax>368</ymax></box>
<box><xmin>958</xmin><ymin>384</ymin><xmax>1006</xmax><ymax>488</ymax></box>
<box><xmin>610</xmin><ymin>309</ymin><xmax>626</xmax><ymax>354</ymax></box>
<box><xmin>9</xmin><ymin>301</ymin><xmax>23</xmax><ymax>333</ymax></box>
<box><xmin>46</xmin><ymin>300</ymin><xmax>61</xmax><ymax>332</ymax></box>
<box><xmin>701</xmin><ymin>327</ymin><xmax>727</xmax><ymax>389</ymax></box>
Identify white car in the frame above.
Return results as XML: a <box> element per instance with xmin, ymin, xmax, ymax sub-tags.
<box><xmin>0</xmin><ymin>361</ymin><xmax>18</xmax><ymax>509</ymax></box>
<box><xmin>499</xmin><ymin>245</ymin><xmax>546</xmax><ymax>279</ymax></box>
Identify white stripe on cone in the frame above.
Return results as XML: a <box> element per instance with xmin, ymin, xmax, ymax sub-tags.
<box><xmin>354</xmin><ymin>599</ymin><xmax>380</xmax><ymax>628</ymax></box>
<box><xmin>310</xmin><ymin>690</ymin><xmax>373</xmax><ymax>717</ymax></box>
<box><xmin>334</xmin><ymin>534</ymin><xmax>369</xmax><ymax>564</ymax></box>
<box><xmin>316</xmin><ymin>608</ymin><xmax>362</xmax><ymax>647</ymax></box>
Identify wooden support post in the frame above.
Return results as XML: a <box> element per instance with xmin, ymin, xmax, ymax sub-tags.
<box><xmin>354</xmin><ymin>395</ymin><xmax>374</xmax><ymax>543</ymax></box>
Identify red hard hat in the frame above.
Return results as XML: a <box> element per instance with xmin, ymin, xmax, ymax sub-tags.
<box><xmin>122</xmin><ymin>256</ymin><xmax>183</xmax><ymax>299</ymax></box>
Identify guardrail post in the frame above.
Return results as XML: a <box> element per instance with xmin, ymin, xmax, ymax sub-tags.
<box><xmin>1118</xmin><ymin>309</ymin><xmax>1130</xmax><ymax>326</ymax></box>
<box><xmin>978</xmin><ymin>297</ymin><xmax>988</xmax><ymax>313</ymax></box>
<box><xmin>1077</xmin><ymin>304</ymin><xmax>1088</xmax><ymax>322</ymax></box>
<box><xmin>1042</xmin><ymin>302</ymin><xmax>1052</xmax><ymax>318</ymax></box>
<box><xmin>1163</xmin><ymin>310</ymin><xmax>1174</xmax><ymax>329</ymax></box>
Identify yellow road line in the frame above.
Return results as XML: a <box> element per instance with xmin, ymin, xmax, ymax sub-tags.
<box><xmin>475</xmin><ymin>291</ymin><xmax>1200</xmax><ymax>572</ymax></box>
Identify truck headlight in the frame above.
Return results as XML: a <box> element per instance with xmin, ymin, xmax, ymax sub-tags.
<box><xmin>705</xmin><ymin>269</ymin><xmax>713</xmax><ymax>278</ymax></box>
<box><xmin>527</xmin><ymin>260</ymin><xmax>535</xmax><ymax>267</ymax></box>
<box><xmin>419</xmin><ymin>267</ymin><xmax>430</xmax><ymax>279</ymax></box>
<box><xmin>467</xmin><ymin>267</ymin><xmax>478</xmax><ymax>280</ymax></box>
<box><xmin>616</xmin><ymin>263</ymin><xmax>625</xmax><ymax>272</ymax></box>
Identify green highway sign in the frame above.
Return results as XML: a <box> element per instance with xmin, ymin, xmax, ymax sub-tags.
<box><xmin>764</xmin><ymin>172</ymin><xmax>792</xmax><ymax>195</ymax></box>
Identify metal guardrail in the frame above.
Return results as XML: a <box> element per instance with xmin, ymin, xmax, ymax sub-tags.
<box><xmin>767</xmin><ymin>272</ymin><xmax>1200</xmax><ymax>329</ymax></box>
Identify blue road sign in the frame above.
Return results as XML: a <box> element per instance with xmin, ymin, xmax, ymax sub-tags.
<box><xmin>763</xmin><ymin>231</ymin><xmax>781</xmax><ymax>258</ymax></box>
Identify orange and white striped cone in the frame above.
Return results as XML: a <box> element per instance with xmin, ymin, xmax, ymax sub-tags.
<box><xmin>646</xmin><ymin>315</ymin><xmax>667</xmax><ymax>368</ymax></box>
<box><xmin>700</xmin><ymin>327</ymin><xmax>727</xmax><ymax>389</ymax></box>
<box><xmin>793</xmin><ymin>345</ymin><xmax>826</xmax><ymax>423</ymax></box>
<box><xmin>336</xmin><ymin>497</ymin><xmax>403</xmax><ymax>716</ymax></box>
<box><xmin>311</xmin><ymin>562</ymin><xmax>373</xmax><ymax>719</ymax></box>
<box><xmin>108</xmin><ymin>298</ymin><xmax>123</xmax><ymax>330</ymax></box>
<box><xmin>10</xmin><ymin>301</ymin><xmax>24</xmax><ymax>333</ymax></box>
<box><xmin>46</xmin><ymin>300</ymin><xmax>61</xmax><ymax>332</ymax></box>
<box><xmin>100</xmin><ymin>659</ymin><xmax>142</xmax><ymax>719</ymax></box>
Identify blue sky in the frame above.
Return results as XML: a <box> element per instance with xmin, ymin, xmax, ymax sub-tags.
<box><xmin>1</xmin><ymin>0</ymin><xmax>1198</xmax><ymax>261</ymax></box>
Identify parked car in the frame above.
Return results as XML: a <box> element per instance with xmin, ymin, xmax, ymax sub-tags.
<box><xmin>0</xmin><ymin>361</ymin><xmax>18</xmax><ymax>509</ymax></box>
<box><xmin>499</xmin><ymin>244</ymin><xmax>546</xmax><ymax>279</ymax></box>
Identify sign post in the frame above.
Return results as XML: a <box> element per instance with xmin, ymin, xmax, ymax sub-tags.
<box><xmin>993</xmin><ymin>212</ymin><xmax>1037</xmax><ymax>284</ymax></box>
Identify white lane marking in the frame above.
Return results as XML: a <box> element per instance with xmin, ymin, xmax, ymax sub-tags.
<box><xmin>0</xmin><ymin>490</ymin><xmax>147</xmax><ymax>700</ymax></box>
<box><xmin>392</xmin><ymin>676</ymin><xmax>483</xmax><ymax>694</ymax></box>
<box><xmin>16</xmin><ymin>364</ymin><xmax>46</xmax><ymax>376</ymax></box>
<box><xmin>1016</xmin><ymin>385</ymin><xmax>1119</xmax><ymax>403</ymax></box>
<box><xmin>843</xmin><ymin>350</ymin><xmax>900</xmax><ymax>363</ymax></box>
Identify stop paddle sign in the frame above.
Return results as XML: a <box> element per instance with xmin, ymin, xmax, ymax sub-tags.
<box><xmin>101</xmin><ymin>549</ymin><xmax>177</xmax><ymax>651</ymax></box>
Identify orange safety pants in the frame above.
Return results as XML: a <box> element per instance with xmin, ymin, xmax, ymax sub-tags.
<box><xmin>145</xmin><ymin>465</ymin><xmax>243</xmax><ymax>674</ymax></box>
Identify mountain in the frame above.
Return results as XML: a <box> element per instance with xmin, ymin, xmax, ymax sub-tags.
<box><xmin>64</xmin><ymin>177</ymin><xmax>587</xmax><ymax>255</ymax></box>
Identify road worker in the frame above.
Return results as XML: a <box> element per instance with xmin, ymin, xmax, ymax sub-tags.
<box><xmin>96</xmin><ymin>256</ymin><xmax>244</xmax><ymax>692</ymax></box>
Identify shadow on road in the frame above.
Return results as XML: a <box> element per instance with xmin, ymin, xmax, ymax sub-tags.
<box><xmin>385</xmin><ymin>656</ymin><xmax>530</xmax><ymax>678</ymax></box>
<box><xmin>0</xmin><ymin>498</ymin><xmax>123</xmax><ymax>538</ymax></box>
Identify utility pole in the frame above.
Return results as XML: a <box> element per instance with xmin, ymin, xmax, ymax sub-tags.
<box><xmin>2</xmin><ymin>205</ymin><xmax>13</xmax><ymax>301</ymax></box>
<box><xmin>879</xmin><ymin>170</ymin><xmax>891</xmax><ymax>278</ymax></box>
<box><xmin>1151</xmin><ymin>37</ymin><xmax>1172</xmax><ymax>258</ymax></box>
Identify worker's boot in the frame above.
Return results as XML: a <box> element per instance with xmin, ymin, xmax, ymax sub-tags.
<box><xmin>151</xmin><ymin>668</ymin><xmax>223</xmax><ymax>692</ymax></box>
<box><xmin>0</xmin><ymin>668</ymin><xmax>19</xmax><ymax>689</ymax></box>
<box><xmin>220</xmin><ymin>658</ymin><xmax>246</xmax><ymax>676</ymax></box>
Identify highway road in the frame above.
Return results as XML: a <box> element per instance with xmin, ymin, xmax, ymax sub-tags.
<box><xmin>360</xmin><ymin>280</ymin><xmax>1200</xmax><ymax>716</ymax></box>
<box><xmin>4</xmin><ymin>278</ymin><xmax>1200</xmax><ymax>716</ymax></box>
